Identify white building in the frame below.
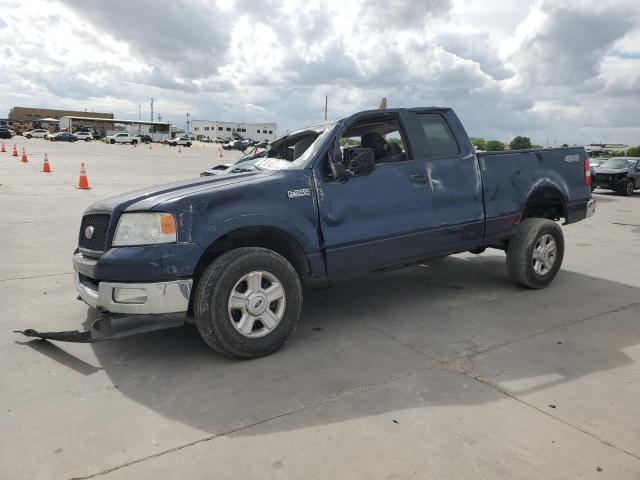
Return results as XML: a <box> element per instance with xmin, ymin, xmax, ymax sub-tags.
<box><xmin>192</xmin><ymin>120</ymin><xmax>277</xmax><ymax>142</ymax></box>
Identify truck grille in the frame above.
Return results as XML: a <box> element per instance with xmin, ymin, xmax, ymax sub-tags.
<box><xmin>79</xmin><ymin>214</ymin><xmax>111</xmax><ymax>254</ymax></box>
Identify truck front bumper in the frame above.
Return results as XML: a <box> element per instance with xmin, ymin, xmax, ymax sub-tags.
<box><xmin>74</xmin><ymin>271</ymin><xmax>192</xmax><ymax>315</ymax></box>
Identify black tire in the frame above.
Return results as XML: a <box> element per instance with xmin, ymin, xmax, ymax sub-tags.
<box><xmin>26</xmin><ymin>134</ymin><xmax>32</xmax><ymax>139</ymax></box>
<box><xmin>132</xmin><ymin>139</ymin><xmax>138</xmax><ymax>145</ymax></box>
<box><xmin>194</xmin><ymin>247</ymin><xmax>303</xmax><ymax>358</ymax></box>
<box><xmin>619</xmin><ymin>179</ymin><xmax>634</xmax><ymax>196</ymax></box>
<box><xmin>85</xmin><ymin>138</ymin><xmax>91</xmax><ymax>142</ymax></box>
<box><xmin>506</xmin><ymin>218</ymin><xmax>565</xmax><ymax>289</ymax></box>
<box><xmin>186</xmin><ymin>142</ymin><xmax>192</xmax><ymax>147</ymax></box>
<box><xmin>110</xmin><ymin>139</ymin><xmax>115</xmax><ymax>144</ymax></box>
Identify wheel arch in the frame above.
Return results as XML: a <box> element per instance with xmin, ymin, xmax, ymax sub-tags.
<box><xmin>190</xmin><ymin>225</ymin><xmax>311</xmax><ymax>314</ymax></box>
<box><xmin>522</xmin><ymin>184</ymin><xmax>568</xmax><ymax>222</ymax></box>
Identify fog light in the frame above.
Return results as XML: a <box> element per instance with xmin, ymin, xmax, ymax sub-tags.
<box><xmin>113</xmin><ymin>288</ymin><xmax>147</xmax><ymax>304</ymax></box>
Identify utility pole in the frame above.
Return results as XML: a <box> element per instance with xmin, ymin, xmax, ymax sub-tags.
<box><xmin>324</xmin><ymin>95</ymin><xmax>328</xmax><ymax>121</ymax></box>
<box><xmin>150</xmin><ymin>98</ymin><xmax>154</xmax><ymax>122</ymax></box>
<box><xmin>138</xmin><ymin>104</ymin><xmax>141</xmax><ymax>134</ymax></box>
<box><xmin>186</xmin><ymin>112</ymin><xmax>191</xmax><ymax>137</ymax></box>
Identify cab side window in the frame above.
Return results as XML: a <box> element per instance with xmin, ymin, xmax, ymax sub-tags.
<box><xmin>417</xmin><ymin>114</ymin><xmax>460</xmax><ymax>158</ymax></box>
<box><xmin>340</xmin><ymin>117</ymin><xmax>410</xmax><ymax>165</ymax></box>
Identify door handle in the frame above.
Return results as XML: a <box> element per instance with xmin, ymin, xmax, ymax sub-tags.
<box><xmin>411</xmin><ymin>174</ymin><xmax>428</xmax><ymax>186</ymax></box>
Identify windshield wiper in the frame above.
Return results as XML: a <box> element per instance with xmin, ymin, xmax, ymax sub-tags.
<box><xmin>230</xmin><ymin>165</ymin><xmax>261</xmax><ymax>173</ymax></box>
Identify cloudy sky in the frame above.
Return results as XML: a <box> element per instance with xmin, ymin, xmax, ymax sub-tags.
<box><xmin>0</xmin><ymin>0</ymin><xmax>639</xmax><ymax>144</ymax></box>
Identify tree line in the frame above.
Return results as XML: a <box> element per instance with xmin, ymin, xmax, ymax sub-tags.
<box><xmin>470</xmin><ymin>136</ymin><xmax>640</xmax><ymax>156</ymax></box>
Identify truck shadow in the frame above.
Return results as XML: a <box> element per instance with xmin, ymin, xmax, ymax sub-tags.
<box><xmin>88</xmin><ymin>254</ymin><xmax>640</xmax><ymax>436</ymax></box>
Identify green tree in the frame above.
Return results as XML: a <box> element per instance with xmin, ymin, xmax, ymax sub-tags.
<box><xmin>485</xmin><ymin>140</ymin><xmax>505</xmax><ymax>151</ymax></box>
<box><xmin>627</xmin><ymin>145</ymin><xmax>640</xmax><ymax>157</ymax></box>
<box><xmin>469</xmin><ymin>137</ymin><xmax>486</xmax><ymax>151</ymax></box>
<box><xmin>561</xmin><ymin>143</ymin><xmax>569</xmax><ymax>148</ymax></box>
<box><xmin>509</xmin><ymin>136</ymin><xmax>533</xmax><ymax>150</ymax></box>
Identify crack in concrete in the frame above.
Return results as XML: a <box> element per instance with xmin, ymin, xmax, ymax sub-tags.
<box><xmin>69</xmin><ymin>371</ymin><xmax>417</xmax><ymax>480</ymax></box>
<box><xmin>363</xmin><ymin>301</ymin><xmax>640</xmax><ymax>464</ymax></box>
<box><xmin>0</xmin><ymin>272</ymin><xmax>72</xmax><ymax>283</ymax></box>
<box><xmin>459</xmin><ymin>364</ymin><xmax>640</xmax><ymax>463</ymax></box>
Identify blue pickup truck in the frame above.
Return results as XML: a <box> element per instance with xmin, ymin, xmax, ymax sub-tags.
<box><xmin>19</xmin><ymin>107</ymin><xmax>596</xmax><ymax>358</ymax></box>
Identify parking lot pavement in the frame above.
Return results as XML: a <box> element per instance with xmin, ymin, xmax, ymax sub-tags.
<box><xmin>1</xmin><ymin>140</ymin><xmax>639</xmax><ymax>479</ymax></box>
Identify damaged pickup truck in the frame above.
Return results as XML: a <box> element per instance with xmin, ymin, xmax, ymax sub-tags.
<box><xmin>18</xmin><ymin>107</ymin><xmax>595</xmax><ymax>358</ymax></box>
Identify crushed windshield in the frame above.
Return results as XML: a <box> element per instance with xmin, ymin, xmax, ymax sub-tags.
<box><xmin>252</xmin><ymin>126</ymin><xmax>334</xmax><ymax>171</ymax></box>
<box><xmin>600</xmin><ymin>158</ymin><xmax>636</xmax><ymax>169</ymax></box>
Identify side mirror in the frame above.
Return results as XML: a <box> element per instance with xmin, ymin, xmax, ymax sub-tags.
<box><xmin>328</xmin><ymin>141</ymin><xmax>346</xmax><ymax>180</ymax></box>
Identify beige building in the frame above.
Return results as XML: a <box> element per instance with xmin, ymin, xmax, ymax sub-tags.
<box><xmin>8</xmin><ymin>107</ymin><xmax>114</xmax><ymax>132</ymax></box>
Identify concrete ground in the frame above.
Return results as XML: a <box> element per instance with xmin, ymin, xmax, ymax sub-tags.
<box><xmin>1</xmin><ymin>139</ymin><xmax>639</xmax><ymax>480</ymax></box>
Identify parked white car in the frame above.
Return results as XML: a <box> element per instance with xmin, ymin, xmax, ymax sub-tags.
<box><xmin>106</xmin><ymin>132</ymin><xmax>134</xmax><ymax>144</ymax></box>
<box><xmin>168</xmin><ymin>136</ymin><xmax>192</xmax><ymax>147</ymax></box>
<box><xmin>73</xmin><ymin>132</ymin><xmax>94</xmax><ymax>141</ymax></box>
<box><xmin>25</xmin><ymin>129</ymin><xmax>49</xmax><ymax>139</ymax></box>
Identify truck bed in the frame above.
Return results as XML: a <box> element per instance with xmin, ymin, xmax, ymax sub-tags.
<box><xmin>477</xmin><ymin>147</ymin><xmax>591</xmax><ymax>244</ymax></box>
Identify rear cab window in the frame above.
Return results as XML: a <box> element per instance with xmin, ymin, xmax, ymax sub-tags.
<box><xmin>416</xmin><ymin>113</ymin><xmax>460</xmax><ymax>158</ymax></box>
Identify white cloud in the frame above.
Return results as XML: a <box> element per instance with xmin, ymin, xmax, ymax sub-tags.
<box><xmin>0</xmin><ymin>0</ymin><xmax>639</xmax><ymax>144</ymax></box>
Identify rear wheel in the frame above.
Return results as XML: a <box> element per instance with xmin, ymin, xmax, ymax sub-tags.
<box><xmin>506</xmin><ymin>218</ymin><xmax>564</xmax><ymax>289</ymax></box>
<box><xmin>194</xmin><ymin>247</ymin><xmax>302</xmax><ymax>358</ymax></box>
<box><xmin>110</xmin><ymin>139</ymin><xmax>115</xmax><ymax>144</ymax></box>
<box><xmin>26</xmin><ymin>134</ymin><xmax>32</xmax><ymax>139</ymax></box>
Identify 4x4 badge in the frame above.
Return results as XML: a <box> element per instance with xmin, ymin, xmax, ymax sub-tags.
<box><xmin>287</xmin><ymin>188</ymin><xmax>311</xmax><ymax>199</ymax></box>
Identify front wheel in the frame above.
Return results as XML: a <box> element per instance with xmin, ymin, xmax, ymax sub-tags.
<box><xmin>506</xmin><ymin>218</ymin><xmax>565</xmax><ymax>289</ymax></box>
<box><xmin>619</xmin><ymin>179</ymin><xmax>634</xmax><ymax>196</ymax></box>
<box><xmin>194</xmin><ymin>247</ymin><xmax>302</xmax><ymax>358</ymax></box>
<box><xmin>186</xmin><ymin>142</ymin><xmax>192</xmax><ymax>147</ymax></box>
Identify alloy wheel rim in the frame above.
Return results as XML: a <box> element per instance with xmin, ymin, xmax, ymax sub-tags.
<box><xmin>532</xmin><ymin>233</ymin><xmax>557</xmax><ymax>276</ymax></box>
<box><xmin>228</xmin><ymin>270</ymin><xmax>286</xmax><ymax>338</ymax></box>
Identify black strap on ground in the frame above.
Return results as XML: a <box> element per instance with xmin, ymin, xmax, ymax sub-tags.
<box><xmin>14</xmin><ymin>329</ymin><xmax>94</xmax><ymax>343</ymax></box>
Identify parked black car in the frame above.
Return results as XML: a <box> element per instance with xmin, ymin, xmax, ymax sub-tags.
<box><xmin>0</xmin><ymin>127</ymin><xmax>15</xmax><ymax>139</ymax></box>
<box><xmin>49</xmin><ymin>132</ymin><xmax>78</xmax><ymax>142</ymax></box>
<box><xmin>593</xmin><ymin>157</ymin><xmax>640</xmax><ymax>196</ymax></box>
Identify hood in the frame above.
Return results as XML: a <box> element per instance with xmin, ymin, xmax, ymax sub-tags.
<box><xmin>595</xmin><ymin>168</ymin><xmax>629</xmax><ymax>174</ymax></box>
<box><xmin>86</xmin><ymin>170</ymin><xmax>276</xmax><ymax>213</ymax></box>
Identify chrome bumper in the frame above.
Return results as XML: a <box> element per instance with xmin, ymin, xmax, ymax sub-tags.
<box><xmin>74</xmin><ymin>272</ymin><xmax>192</xmax><ymax>314</ymax></box>
<box><xmin>586</xmin><ymin>198</ymin><xmax>596</xmax><ymax>218</ymax></box>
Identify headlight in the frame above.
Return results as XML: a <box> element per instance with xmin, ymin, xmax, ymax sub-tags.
<box><xmin>113</xmin><ymin>212</ymin><xmax>176</xmax><ymax>246</ymax></box>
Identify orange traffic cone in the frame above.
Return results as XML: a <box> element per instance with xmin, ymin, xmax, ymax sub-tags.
<box><xmin>133</xmin><ymin>142</ymin><xmax>137</xmax><ymax>148</ymax></box>
<box><xmin>219</xmin><ymin>147</ymin><xmax>224</xmax><ymax>158</ymax></box>
<box><xmin>42</xmin><ymin>154</ymin><xmax>52</xmax><ymax>173</ymax></box>
<box><xmin>76</xmin><ymin>162</ymin><xmax>91</xmax><ymax>189</ymax></box>
<box><xmin>149</xmin><ymin>143</ymin><xmax>152</xmax><ymax>149</ymax></box>
<box><xmin>21</xmin><ymin>148</ymin><xmax>28</xmax><ymax>163</ymax></box>
<box><xmin>12</xmin><ymin>144</ymin><xmax>18</xmax><ymax>156</ymax></box>
<box><xmin>1</xmin><ymin>142</ymin><xmax>5</xmax><ymax>152</ymax></box>
<box><xmin>178</xmin><ymin>146</ymin><xmax>182</xmax><ymax>153</ymax></box>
